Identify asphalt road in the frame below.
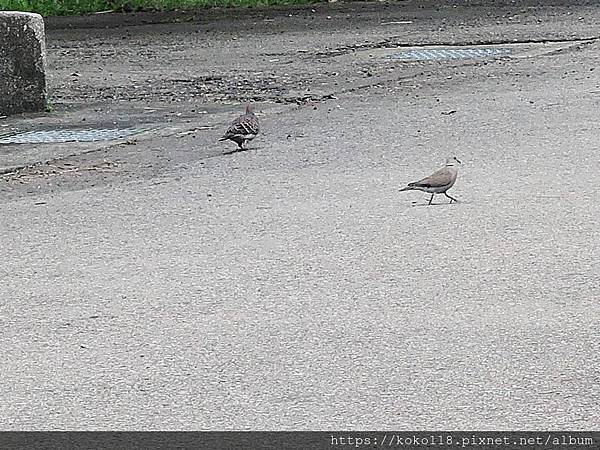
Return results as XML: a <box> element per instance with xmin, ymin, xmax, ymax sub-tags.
<box><xmin>1</xmin><ymin>0</ymin><xmax>599</xmax><ymax>430</ymax></box>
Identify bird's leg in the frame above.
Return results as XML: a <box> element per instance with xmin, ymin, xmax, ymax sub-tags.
<box><xmin>444</xmin><ymin>192</ymin><xmax>458</xmax><ymax>203</ymax></box>
<box><xmin>238</xmin><ymin>141</ymin><xmax>245</xmax><ymax>151</ymax></box>
<box><xmin>428</xmin><ymin>194</ymin><xmax>434</xmax><ymax>205</ymax></box>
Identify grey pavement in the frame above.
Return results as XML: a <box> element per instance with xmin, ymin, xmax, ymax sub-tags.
<box><xmin>1</xmin><ymin>0</ymin><xmax>599</xmax><ymax>430</ymax></box>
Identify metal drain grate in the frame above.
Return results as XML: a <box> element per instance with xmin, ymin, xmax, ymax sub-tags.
<box><xmin>0</xmin><ymin>127</ymin><xmax>149</xmax><ymax>145</ymax></box>
<box><xmin>389</xmin><ymin>47</ymin><xmax>511</xmax><ymax>61</ymax></box>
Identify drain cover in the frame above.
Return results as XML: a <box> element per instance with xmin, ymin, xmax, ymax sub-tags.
<box><xmin>389</xmin><ymin>47</ymin><xmax>511</xmax><ymax>61</ymax></box>
<box><xmin>0</xmin><ymin>127</ymin><xmax>149</xmax><ymax>145</ymax></box>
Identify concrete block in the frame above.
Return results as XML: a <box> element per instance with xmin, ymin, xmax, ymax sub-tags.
<box><xmin>0</xmin><ymin>11</ymin><xmax>47</xmax><ymax>115</ymax></box>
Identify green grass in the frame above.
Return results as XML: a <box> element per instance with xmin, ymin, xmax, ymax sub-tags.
<box><xmin>0</xmin><ymin>0</ymin><xmax>317</xmax><ymax>15</ymax></box>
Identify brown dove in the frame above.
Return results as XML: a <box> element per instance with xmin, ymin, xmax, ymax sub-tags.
<box><xmin>399</xmin><ymin>157</ymin><xmax>462</xmax><ymax>205</ymax></box>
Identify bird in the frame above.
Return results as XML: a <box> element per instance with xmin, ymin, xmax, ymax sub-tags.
<box><xmin>218</xmin><ymin>104</ymin><xmax>260</xmax><ymax>151</ymax></box>
<box><xmin>399</xmin><ymin>157</ymin><xmax>462</xmax><ymax>205</ymax></box>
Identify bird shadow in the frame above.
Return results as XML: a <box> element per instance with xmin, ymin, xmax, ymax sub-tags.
<box><xmin>222</xmin><ymin>148</ymin><xmax>251</xmax><ymax>156</ymax></box>
<box><xmin>410</xmin><ymin>199</ymin><xmax>471</xmax><ymax>208</ymax></box>
<box><xmin>221</xmin><ymin>146</ymin><xmax>261</xmax><ymax>156</ymax></box>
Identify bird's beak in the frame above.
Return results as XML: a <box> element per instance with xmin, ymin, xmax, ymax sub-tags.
<box><xmin>456</xmin><ymin>158</ymin><xmax>462</xmax><ymax>164</ymax></box>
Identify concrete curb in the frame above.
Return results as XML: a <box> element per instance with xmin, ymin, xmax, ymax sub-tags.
<box><xmin>0</xmin><ymin>11</ymin><xmax>48</xmax><ymax>115</ymax></box>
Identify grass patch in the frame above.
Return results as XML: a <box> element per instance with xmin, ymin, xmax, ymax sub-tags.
<box><xmin>0</xmin><ymin>0</ymin><xmax>318</xmax><ymax>15</ymax></box>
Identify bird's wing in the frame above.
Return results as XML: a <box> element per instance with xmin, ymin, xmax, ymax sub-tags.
<box><xmin>246</xmin><ymin>114</ymin><xmax>259</xmax><ymax>133</ymax></box>
<box><xmin>409</xmin><ymin>166</ymin><xmax>455</xmax><ymax>188</ymax></box>
<box><xmin>224</xmin><ymin>114</ymin><xmax>259</xmax><ymax>137</ymax></box>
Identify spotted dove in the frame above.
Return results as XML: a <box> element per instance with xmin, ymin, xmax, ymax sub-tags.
<box><xmin>219</xmin><ymin>104</ymin><xmax>260</xmax><ymax>150</ymax></box>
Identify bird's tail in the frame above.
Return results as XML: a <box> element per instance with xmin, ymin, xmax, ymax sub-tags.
<box><xmin>218</xmin><ymin>136</ymin><xmax>227</xmax><ymax>141</ymax></box>
<box><xmin>399</xmin><ymin>186</ymin><xmax>413</xmax><ymax>192</ymax></box>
